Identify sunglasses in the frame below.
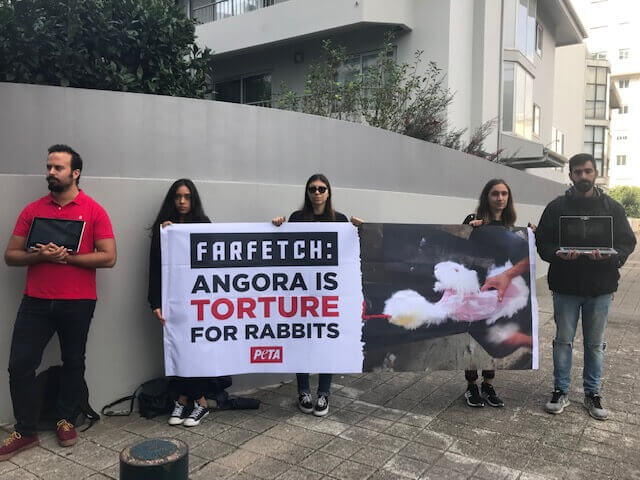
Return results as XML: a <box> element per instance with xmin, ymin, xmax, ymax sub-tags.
<box><xmin>307</xmin><ymin>186</ymin><xmax>327</xmax><ymax>194</ymax></box>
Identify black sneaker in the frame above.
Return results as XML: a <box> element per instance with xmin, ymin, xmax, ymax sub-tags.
<box><xmin>168</xmin><ymin>401</ymin><xmax>190</xmax><ymax>426</ymax></box>
<box><xmin>481</xmin><ymin>382</ymin><xmax>504</xmax><ymax>407</ymax></box>
<box><xmin>183</xmin><ymin>402</ymin><xmax>209</xmax><ymax>427</ymax></box>
<box><xmin>584</xmin><ymin>394</ymin><xmax>608</xmax><ymax>420</ymax></box>
<box><xmin>544</xmin><ymin>388</ymin><xmax>570</xmax><ymax>414</ymax></box>
<box><xmin>314</xmin><ymin>395</ymin><xmax>329</xmax><ymax>417</ymax></box>
<box><xmin>464</xmin><ymin>384</ymin><xmax>485</xmax><ymax>408</ymax></box>
<box><xmin>298</xmin><ymin>392</ymin><xmax>313</xmax><ymax>414</ymax></box>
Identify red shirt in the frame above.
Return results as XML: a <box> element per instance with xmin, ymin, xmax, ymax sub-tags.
<box><xmin>12</xmin><ymin>190</ymin><xmax>115</xmax><ymax>300</ymax></box>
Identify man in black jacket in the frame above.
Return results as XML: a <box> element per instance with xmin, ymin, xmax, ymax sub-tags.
<box><xmin>536</xmin><ymin>153</ymin><xmax>636</xmax><ymax>420</ymax></box>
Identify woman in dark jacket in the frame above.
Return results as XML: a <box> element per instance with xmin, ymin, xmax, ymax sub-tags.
<box><xmin>462</xmin><ymin>178</ymin><xmax>533</xmax><ymax>408</ymax></box>
<box><xmin>149</xmin><ymin>178</ymin><xmax>212</xmax><ymax>427</ymax></box>
<box><xmin>272</xmin><ymin>173</ymin><xmax>363</xmax><ymax>417</ymax></box>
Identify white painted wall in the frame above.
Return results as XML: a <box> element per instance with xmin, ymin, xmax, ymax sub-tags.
<box><xmin>0</xmin><ymin>82</ymin><xmax>564</xmax><ymax>424</ymax></box>
<box><xmin>553</xmin><ymin>43</ymin><xmax>587</xmax><ymax>159</ymax></box>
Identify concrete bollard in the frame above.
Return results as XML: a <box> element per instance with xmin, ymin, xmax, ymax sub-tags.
<box><xmin>120</xmin><ymin>438</ymin><xmax>188</xmax><ymax>480</ymax></box>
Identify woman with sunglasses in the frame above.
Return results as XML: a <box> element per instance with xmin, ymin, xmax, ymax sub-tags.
<box><xmin>272</xmin><ymin>174</ymin><xmax>363</xmax><ymax>416</ymax></box>
<box><xmin>149</xmin><ymin>179</ymin><xmax>212</xmax><ymax>427</ymax></box>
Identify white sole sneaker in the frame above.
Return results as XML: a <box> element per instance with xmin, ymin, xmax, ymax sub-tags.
<box><xmin>184</xmin><ymin>409</ymin><xmax>209</xmax><ymax>427</ymax></box>
<box><xmin>168</xmin><ymin>416</ymin><xmax>185</xmax><ymax>426</ymax></box>
<box><xmin>545</xmin><ymin>399</ymin><xmax>570</xmax><ymax>414</ymax></box>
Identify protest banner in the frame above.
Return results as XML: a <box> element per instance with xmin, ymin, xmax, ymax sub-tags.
<box><xmin>162</xmin><ymin>223</ymin><xmax>537</xmax><ymax>376</ymax></box>
<box><xmin>161</xmin><ymin>223</ymin><xmax>363</xmax><ymax>376</ymax></box>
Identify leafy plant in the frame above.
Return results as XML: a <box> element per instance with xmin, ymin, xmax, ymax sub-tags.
<box><xmin>277</xmin><ymin>34</ymin><xmax>495</xmax><ymax>158</ymax></box>
<box><xmin>609</xmin><ymin>186</ymin><xmax>640</xmax><ymax>217</ymax></box>
<box><xmin>0</xmin><ymin>0</ymin><xmax>213</xmax><ymax>98</ymax></box>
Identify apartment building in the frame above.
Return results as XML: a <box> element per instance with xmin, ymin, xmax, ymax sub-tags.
<box><xmin>553</xmin><ymin>42</ymin><xmax>621</xmax><ymax>187</ymax></box>
<box><xmin>179</xmin><ymin>0</ymin><xmax>585</xmax><ymax>170</ymax></box>
<box><xmin>572</xmin><ymin>0</ymin><xmax>640</xmax><ymax>187</ymax></box>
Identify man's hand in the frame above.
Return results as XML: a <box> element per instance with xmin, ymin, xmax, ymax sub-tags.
<box><xmin>480</xmin><ymin>272</ymin><xmax>511</xmax><ymax>302</ymax></box>
<box><xmin>586</xmin><ymin>249</ymin><xmax>612</xmax><ymax>261</ymax></box>
<box><xmin>153</xmin><ymin>308</ymin><xmax>166</xmax><ymax>326</ymax></box>
<box><xmin>556</xmin><ymin>250</ymin><xmax>579</xmax><ymax>261</ymax></box>
<box><xmin>35</xmin><ymin>243</ymin><xmax>69</xmax><ymax>264</ymax></box>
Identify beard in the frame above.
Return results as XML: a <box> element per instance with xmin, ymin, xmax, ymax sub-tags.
<box><xmin>47</xmin><ymin>175</ymin><xmax>73</xmax><ymax>193</ymax></box>
<box><xmin>574</xmin><ymin>179</ymin><xmax>594</xmax><ymax>193</ymax></box>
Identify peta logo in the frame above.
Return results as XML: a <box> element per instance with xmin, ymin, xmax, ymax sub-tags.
<box><xmin>250</xmin><ymin>346</ymin><xmax>283</xmax><ymax>363</ymax></box>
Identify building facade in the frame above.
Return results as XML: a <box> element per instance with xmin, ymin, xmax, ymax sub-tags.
<box><xmin>553</xmin><ymin>42</ymin><xmax>621</xmax><ymax>188</ymax></box>
<box><xmin>179</xmin><ymin>0</ymin><xmax>585</xmax><ymax>171</ymax></box>
<box><xmin>572</xmin><ymin>0</ymin><xmax>640</xmax><ymax>187</ymax></box>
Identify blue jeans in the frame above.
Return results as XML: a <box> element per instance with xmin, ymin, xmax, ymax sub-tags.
<box><xmin>552</xmin><ymin>293</ymin><xmax>612</xmax><ymax>396</ymax></box>
<box><xmin>296</xmin><ymin>374</ymin><xmax>332</xmax><ymax>396</ymax></box>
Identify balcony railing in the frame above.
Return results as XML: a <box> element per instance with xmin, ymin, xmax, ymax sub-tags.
<box><xmin>192</xmin><ymin>0</ymin><xmax>280</xmax><ymax>24</ymax></box>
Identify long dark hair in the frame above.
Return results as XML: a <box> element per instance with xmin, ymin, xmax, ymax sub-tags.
<box><xmin>476</xmin><ymin>178</ymin><xmax>516</xmax><ymax>227</ymax></box>
<box><xmin>151</xmin><ymin>179</ymin><xmax>210</xmax><ymax>235</ymax></box>
<box><xmin>301</xmin><ymin>173</ymin><xmax>336</xmax><ymax>221</ymax></box>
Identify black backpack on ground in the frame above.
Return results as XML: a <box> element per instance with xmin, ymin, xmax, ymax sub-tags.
<box><xmin>35</xmin><ymin>365</ymin><xmax>100</xmax><ymax>432</ymax></box>
<box><xmin>101</xmin><ymin>376</ymin><xmax>260</xmax><ymax>418</ymax></box>
<box><xmin>101</xmin><ymin>377</ymin><xmax>176</xmax><ymax>419</ymax></box>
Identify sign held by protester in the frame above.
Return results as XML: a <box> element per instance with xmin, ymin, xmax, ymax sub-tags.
<box><xmin>161</xmin><ymin>223</ymin><xmax>364</xmax><ymax>377</ymax></box>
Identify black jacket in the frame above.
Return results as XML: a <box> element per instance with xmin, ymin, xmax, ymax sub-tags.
<box><xmin>535</xmin><ymin>187</ymin><xmax>636</xmax><ymax>296</ymax></box>
<box><xmin>148</xmin><ymin>217</ymin><xmax>211</xmax><ymax>310</ymax></box>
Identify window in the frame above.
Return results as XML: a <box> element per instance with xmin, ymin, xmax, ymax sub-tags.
<box><xmin>620</xmin><ymin>105</ymin><xmax>629</xmax><ymax>114</ymax></box>
<box><xmin>502</xmin><ymin>62</ymin><xmax>534</xmax><ymax>139</ymax></box>
<box><xmin>585</xmin><ymin>66</ymin><xmax>608</xmax><ymax>119</ymax></box>
<box><xmin>619</xmin><ymin>79</ymin><xmax>629</xmax><ymax>88</ymax></box>
<box><xmin>616</xmin><ymin>155</ymin><xmax>627</xmax><ymax>166</ymax></box>
<box><xmin>591</xmin><ymin>51</ymin><xmax>607</xmax><ymax>60</ymax></box>
<box><xmin>214</xmin><ymin>73</ymin><xmax>272</xmax><ymax>107</ymax></box>
<box><xmin>503</xmin><ymin>0</ymin><xmax>537</xmax><ymax>61</ymax></box>
<box><xmin>336</xmin><ymin>48</ymin><xmax>396</xmax><ymax>86</ymax></box>
<box><xmin>584</xmin><ymin>126</ymin><xmax>607</xmax><ymax>173</ymax></box>
<box><xmin>619</xmin><ymin>48</ymin><xmax>630</xmax><ymax>59</ymax></box>
<box><xmin>533</xmin><ymin>104</ymin><xmax>540</xmax><ymax>136</ymax></box>
<box><xmin>551</xmin><ymin>127</ymin><xmax>565</xmax><ymax>155</ymax></box>
<box><xmin>536</xmin><ymin>23</ymin><xmax>543</xmax><ymax>56</ymax></box>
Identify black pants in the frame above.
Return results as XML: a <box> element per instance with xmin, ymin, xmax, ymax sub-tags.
<box><xmin>171</xmin><ymin>377</ymin><xmax>209</xmax><ymax>401</ymax></box>
<box><xmin>464</xmin><ymin>370</ymin><xmax>495</xmax><ymax>383</ymax></box>
<box><xmin>9</xmin><ymin>296</ymin><xmax>96</xmax><ymax>436</ymax></box>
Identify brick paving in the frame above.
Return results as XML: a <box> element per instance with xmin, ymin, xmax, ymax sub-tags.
<box><xmin>2</xmin><ymin>235</ymin><xmax>639</xmax><ymax>480</ymax></box>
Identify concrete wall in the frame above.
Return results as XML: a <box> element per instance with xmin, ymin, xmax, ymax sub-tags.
<box><xmin>0</xmin><ymin>82</ymin><xmax>565</xmax><ymax>424</ymax></box>
<box><xmin>553</xmin><ymin>43</ymin><xmax>587</xmax><ymax>159</ymax></box>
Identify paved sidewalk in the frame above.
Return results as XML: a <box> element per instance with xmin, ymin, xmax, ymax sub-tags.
<box><xmin>2</xmin><ymin>237</ymin><xmax>639</xmax><ymax>480</ymax></box>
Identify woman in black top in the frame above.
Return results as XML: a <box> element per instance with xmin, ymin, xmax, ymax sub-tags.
<box><xmin>149</xmin><ymin>179</ymin><xmax>212</xmax><ymax>427</ymax></box>
<box><xmin>462</xmin><ymin>178</ymin><xmax>534</xmax><ymax>408</ymax></box>
<box><xmin>272</xmin><ymin>173</ymin><xmax>362</xmax><ymax>417</ymax></box>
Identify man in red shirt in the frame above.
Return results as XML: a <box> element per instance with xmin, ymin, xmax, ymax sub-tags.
<box><xmin>0</xmin><ymin>145</ymin><xmax>116</xmax><ymax>460</ymax></box>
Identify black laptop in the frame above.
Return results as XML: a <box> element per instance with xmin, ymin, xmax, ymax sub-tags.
<box><xmin>558</xmin><ymin>216</ymin><xmax>617</xmax><ymax>255</ymax></box>
<box><xmin>25</xmin><ymin>217</ymin><xmax>86</xmax><ymax>252</ymax></box>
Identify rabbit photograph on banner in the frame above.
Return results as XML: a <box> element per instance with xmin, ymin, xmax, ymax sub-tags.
<box><xmin>360</xmin><ymin>223</ymin><xmax>537</xmax><ymax>372</ymax></box>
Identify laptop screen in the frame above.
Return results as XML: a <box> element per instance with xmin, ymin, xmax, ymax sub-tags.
<box><xmin>559</xmin><ymin>216</ymin><xmax>613</xmax><ymax>249</ymax></box>
<box><xmin>26</xmin><ymin>218</ymin><xmax>86</xmax><ymax>252</ymax></box>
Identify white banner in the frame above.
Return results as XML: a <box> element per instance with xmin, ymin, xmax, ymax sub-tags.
<box><xmin>161</xmin><ymin>223</ymin><xmax>364</xmax><ymax>377</ymax></box>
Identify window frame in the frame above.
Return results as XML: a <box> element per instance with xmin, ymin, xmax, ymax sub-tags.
<box><xmin>214</xmin><ymin>71</ymin><xmax>273</xmax><ymax>107</ymax></box>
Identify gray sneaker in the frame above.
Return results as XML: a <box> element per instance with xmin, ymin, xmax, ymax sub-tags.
<box><xmin>584</xmin><ymin>394</ymin><xmax>608</xmax><ymax>420</ymax></box>
<box><xmin>544</xmin><ymin>389</ymin><xmax>570</xmax><ymax>414</ymax></box>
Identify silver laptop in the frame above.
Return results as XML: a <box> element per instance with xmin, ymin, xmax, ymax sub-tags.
<box><xmin>558</xmin><ymin>216</ymin><xmax>617</xmax><ymax>255</ymax></box>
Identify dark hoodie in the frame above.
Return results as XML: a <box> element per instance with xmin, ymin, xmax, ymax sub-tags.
<box><xmin>535</xmin><ymin>186</ymin><xmax>636</xmax><ymax>296</ymax></box>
